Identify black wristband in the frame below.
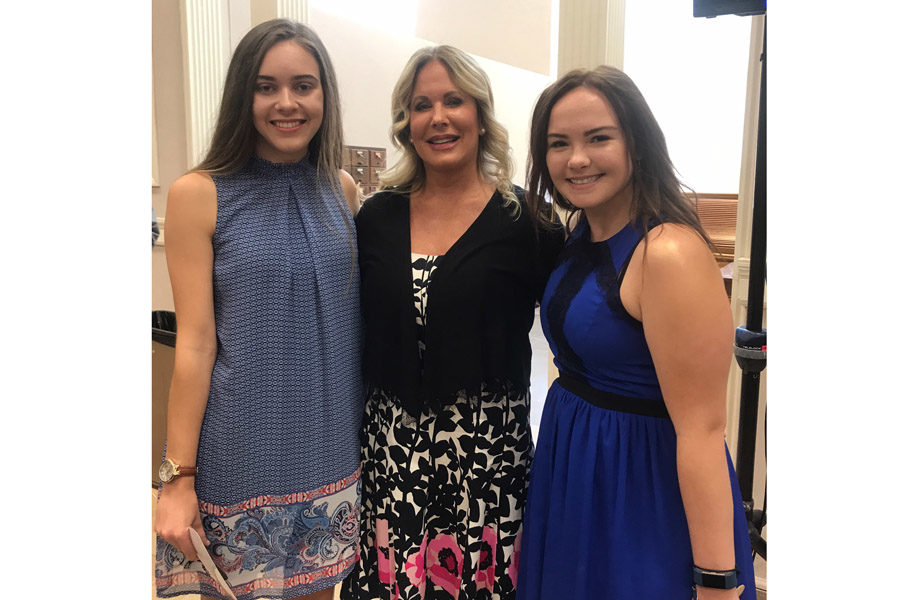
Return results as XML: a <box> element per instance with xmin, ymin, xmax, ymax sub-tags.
<box><xmin>692</xmin><ymin>565</ymin><xmax>739</xmax><ymax>589</ymax></box>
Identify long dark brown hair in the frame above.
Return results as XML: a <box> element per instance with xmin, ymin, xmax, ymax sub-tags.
<box><xmin>193</xmin><ymin>19</ymin><xmax>343</xmax><ymax>188</ymax></box>
<box><xmin>525</xmin><ymin>66</ymin><xmax>711</xmax><ymax>247</ymax></box>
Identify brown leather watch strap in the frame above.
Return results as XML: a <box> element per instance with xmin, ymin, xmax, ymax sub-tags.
<box><xmin>177</xmin><ymin>466</ymin><xmax>198</xmax><ymax>476</ymax></box>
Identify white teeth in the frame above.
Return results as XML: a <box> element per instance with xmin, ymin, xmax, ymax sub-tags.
<box><xmin>273</xmin><ymin>120</ymin><xmax>302</xmax><ymax>128</ymax></box>
<box><xmin>429</xmin><ymin>137</ymin><xmax>457</xmax><ymax>144</ymax></box>
<box><xmin>569</xmin><ymin>175</ymin><xmax>600</xmax><ymax>184</ymax></box>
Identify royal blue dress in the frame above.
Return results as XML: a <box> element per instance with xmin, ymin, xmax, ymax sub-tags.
<box><xmin>518</xmin><ymin>221</ymin><xmax>756</xmax><ymax>599</ymax></box>
<box><xmin>156</xmin><ymin>157</ymin><xmax>364</xmax><ymax>600</ymax></box>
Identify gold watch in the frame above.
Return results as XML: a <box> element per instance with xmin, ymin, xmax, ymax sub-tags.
<box><xmin>158</xmin><ymin>458</ymin><xmax>198</xmax><ymax>483</ymax></box>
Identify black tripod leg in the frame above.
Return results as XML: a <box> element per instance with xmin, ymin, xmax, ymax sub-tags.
<box><xmin>735</xmin><ymin>16</ymin><xmax>767</xmax><ymax>507</ymax></box>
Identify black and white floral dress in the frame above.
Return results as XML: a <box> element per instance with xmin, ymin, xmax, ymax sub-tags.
<box><xmin>341</xmin><ymin>252</ymin><xmax>533</xmax><ymax>600</ymax></box>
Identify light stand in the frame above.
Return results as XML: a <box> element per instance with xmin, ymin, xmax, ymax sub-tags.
<box><xmin>694</xmin><ymin>0</ymin><xmax>767</xmax><ymax>561</ymax></box>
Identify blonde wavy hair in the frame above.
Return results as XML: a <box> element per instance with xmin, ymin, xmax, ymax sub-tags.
<box><xmin>379</xmin><ymin>45</ymin><xmax>519</xmax><ymax>212</ymax></box>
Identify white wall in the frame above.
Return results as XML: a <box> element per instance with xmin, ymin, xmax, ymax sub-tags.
<box><xmin>624</xmin><ymin>3</ymin><xmax>751</xmax><ymax>193</ymax></box>
<box><xmin>416</xmin><ymin>0</ymin><xmax>552</xmax><ymax>76</ymax></box>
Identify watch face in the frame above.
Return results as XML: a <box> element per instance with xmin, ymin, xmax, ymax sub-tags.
<box><xmin>159</xmin><ymin>459</ymin><xmax>175</xmax><ymax>483</ymax></box>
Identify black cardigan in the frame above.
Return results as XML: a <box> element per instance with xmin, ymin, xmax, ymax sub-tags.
<box><xmin>356</xmin><ymin>187</ymin><xmax>564</xmax><ymax>416</ymax></box>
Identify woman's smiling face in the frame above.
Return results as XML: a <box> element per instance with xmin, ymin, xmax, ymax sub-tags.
<box><xmin>546</xmin><ymin>86</ymin><xmax>634</xmax><ymax>221</ymax></box>
<box><xmin>252</xmin><ymin>40</ymin><xmax>324</xmax><ymax>163</ymax></box>
<box><xmin>407</xmin><ymin>60</ymin><xmax>481</xmax><ymax>175</ymax></box>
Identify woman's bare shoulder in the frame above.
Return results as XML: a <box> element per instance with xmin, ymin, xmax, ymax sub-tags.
<box><xmin>339</xmin><ymin>169</ymin><xmax>361</xmax><ymax>216</ymax></box>
<box><xmin>169</xmin><ymin>171</ymin><xmax>216</xmax><ymax>200</ymax></box>
<box><xmin>166</xmin><ymin>172</ymin><xmax>217</xmax><ymax>235</ymax></box>
<box><xmin>642</xmin><ymin>223</ymin><xmax>715</xmax><ymax>271</ymax></box>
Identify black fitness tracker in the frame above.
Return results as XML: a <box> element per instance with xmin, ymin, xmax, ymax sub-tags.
<box><xmin>692</xmin><ymin>566</ymin><xmax>740</xmax><ymax>590</ymax></box>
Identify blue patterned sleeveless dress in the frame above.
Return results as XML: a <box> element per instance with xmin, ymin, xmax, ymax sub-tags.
<box><xmin>155</xmin><ymin>156</ymin><xmax>364</xmax><ymax>600</ymax></box>
<box><xmin>517</xmin><ymin>220</ymin><xmax>756</xmax><ymax>599</ymax></box>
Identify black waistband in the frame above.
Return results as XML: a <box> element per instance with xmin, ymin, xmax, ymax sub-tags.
<box><xmin>557</xmin><ymin>373</ymin><xmax>670</xmax><ymax>419</ymax></box>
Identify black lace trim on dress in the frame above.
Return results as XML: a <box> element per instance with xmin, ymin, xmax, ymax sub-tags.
<box><xmin>544</xmin><ymin>240</ymin><xmax>594</xmax><ymax>375</ymax></box>
<box><xmin>545</xmin><ymin>228</ymin><xmax>645</xmax><ymax>372</ymax></box>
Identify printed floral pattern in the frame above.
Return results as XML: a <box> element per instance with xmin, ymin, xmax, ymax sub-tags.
<box><xmin>156</xmin><ymin>473</ymin><xmax>360</xmax><ymax>600</ymax></box>
<box><xmin>340</xmin><ymin>252</ymin><xmax>532</xmax><ymax>600</ymax></box>
<box><xmin>427</xmin><ymin>533</ymin><xmax>463</xmax><ymax>598</ymax></box>
<box><xmin>340</xmin><ymin>386</ymin><xmax>531</xmax><ymax>600</ymax></box>
<box><xmin>474</xmin><ymin>527</ymin><xmax>497</xmax><ymax>592</ymax></box>
<box><xmin>508</xmin><ymin>532</ymin><xmax>521</xmax><ymax>589</ymax></box>
<box><xmin>404</xmin><ymin>534</ymin><xmax>429</xmax><ymax>598</ymax></box>
<box><xmin>411</xmin><ymin>253</ymin><xmax>443</xmax><ymax>365</ymax></box>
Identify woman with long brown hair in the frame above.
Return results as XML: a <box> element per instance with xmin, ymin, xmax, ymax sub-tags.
<box><xmin>154</xmin><ymin>19</ymin><xmax>363</xmax><ymax>600</ymax></box>
<box><xmin>518</xmin><ymin>66</ymin><xmax>756</xmax><ymax>600</ymax></box>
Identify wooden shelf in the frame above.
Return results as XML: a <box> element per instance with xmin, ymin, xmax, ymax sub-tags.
<box><xmin>695</xmin><ymin>192</ymin><xmax>738</xmax><ymax>265</ymax></box>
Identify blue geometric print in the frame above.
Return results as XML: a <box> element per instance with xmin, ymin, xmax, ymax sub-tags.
<box><xmin>200</xmin><ymin>156</ymin><xmax>364</xmax><ymax>506</ymax></box>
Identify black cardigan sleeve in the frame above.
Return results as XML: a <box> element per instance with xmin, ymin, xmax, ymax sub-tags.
<box><xmin>356</xmin><ymin>192</ymin><xmax>421</xmax><ymax>406</ymax></box>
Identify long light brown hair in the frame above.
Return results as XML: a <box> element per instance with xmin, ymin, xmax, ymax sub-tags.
<box><xmin>193</xmin><ymin>19</ymin><xmax>355</xmax><ymax>282</ymax></box>
<box><xmin>193</xmin><ymin>19</ymin><xmax>343</xmax><ymax>188</ymax></box>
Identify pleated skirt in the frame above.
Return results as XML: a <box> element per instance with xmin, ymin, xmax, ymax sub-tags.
<box><xmin>517</xmin><ymin>380</ymin><xmax>756</xmax><ymax>600</ymax></box>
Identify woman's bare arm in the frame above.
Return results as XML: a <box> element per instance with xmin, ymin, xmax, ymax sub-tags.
<box><xmin>154</xmin><ymin>172</ymin><xmax>218</xmax><ymax>561</ymax></box>
<box><xmin>636</xmin><ymin>224</ymin><xmax>741</xmax><ymax>599</ymax></box>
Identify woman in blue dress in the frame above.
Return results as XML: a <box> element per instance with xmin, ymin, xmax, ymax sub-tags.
<box><xmin>154</xmin><ymin>20</ymin><xmax>363</xmax><ymax>600</ymax></box>
<box><xmin>518</xmin><ymin>66</ymin><xmax>756</xmax><ymax>599</ymax></box>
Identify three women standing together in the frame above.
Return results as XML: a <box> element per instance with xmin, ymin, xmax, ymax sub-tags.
<box><xmin>155</xmin><ymin>18</ymin><xmax>755</xmax><ymax>600</ymax></box>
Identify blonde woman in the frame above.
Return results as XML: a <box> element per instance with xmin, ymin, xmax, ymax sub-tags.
<box><xmin>340</xmin><ymin>46</ymin><xmax>563</xmax><ymax>600</ymax></box>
